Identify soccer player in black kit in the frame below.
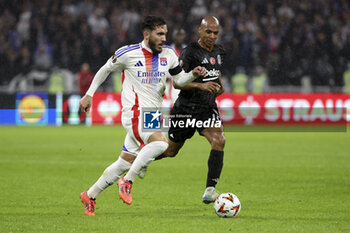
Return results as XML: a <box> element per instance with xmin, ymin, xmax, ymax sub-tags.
<box><xmin>154</xmin><ymin>16</ymin><xmax>226</xmax><ymax>203</ymax></box>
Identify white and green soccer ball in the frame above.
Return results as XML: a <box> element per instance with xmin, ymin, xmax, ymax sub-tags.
<box><xmin>214</xmin><ymin>193</ymin><xmax>241</xmax><ymax>218</ymax></box>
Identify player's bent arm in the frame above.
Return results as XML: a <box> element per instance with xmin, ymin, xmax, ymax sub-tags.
<box><xmin>173</xmin><ymin>82</ymin><xmax>201</xmax><ymax>90</ymax></box>
<box><xmin>86</xmin><ymin>63</ymin><xmax>111</xmax><ymax>97</ymax></box>
<box><xmin>171</xmin><ymin>70</ymin><xmax>197</xmax><ymax>87</ymax></box>
<box><xmin>169</xmin><ymin>65</ymin><xmax>206</xmax><ymax>87</ymax></box>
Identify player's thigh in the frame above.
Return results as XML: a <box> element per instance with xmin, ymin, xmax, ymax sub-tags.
<box><xmin>122</xmin><ymin>132</ymin><xmax>141</xmax><ymax>156</ymax></box>
<box><xmin>122</xmin><ymin>111</ymin><xmax>153</xmax><ymax>148</ymax></box>
<box><xmin>168</xmin><ymin>104</ymin><xmax>196</xmax><ymax>140</ymax></box>
<box><xmin>198</xmin><ymin>107</ymin><xmax>225</xmax><ymax>148</ymax></box>
<box><xmin>168</xmin><ymin>126</ymin><xmax>195</xmax><ymax>141</ymax></box>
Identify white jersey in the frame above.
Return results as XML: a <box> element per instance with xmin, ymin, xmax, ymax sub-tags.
<box><xmin>105</xmin><ymin>41</ymin><xmax>179</xmax><ymax>110</ymax></box>
<box><xmin>85</xmin><ymin>40</ymin><xmax>198</xmax><ymax>149</ymax></box>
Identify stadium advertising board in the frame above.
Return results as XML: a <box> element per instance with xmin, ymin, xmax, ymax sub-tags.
<box><xmin>12</xmin><ymin>93</ymin><xmax>56</xmax><ymax>126</ymax></box>
<box><xmin>216</xmin><ymin>93</ymin><xmax>350</xmax><ymax>124</ymax></box>
<box><xmin>89</xmin><ymin>93</ymin><xmax>350</xmax><ymax>125</ymax></box>
<box><xmin>91</xmin><ymin>93</ymin><xmax>121</xmax><ymax>124</ymax></box>
<box><xmin>62</xmin><ymin>94</ymin><xmax>87</xmax><ymax>125</ymax></box>
<box><xmin>0</xmin><ymin>93</ymin><xmax>349</xmax><ymax>125</ymax></box>
<box><xmin>16</xmin><ymin>93</ymin><xmax>49</xmax><ymax>125</ymax></box>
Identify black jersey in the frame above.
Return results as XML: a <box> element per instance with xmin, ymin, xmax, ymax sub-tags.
<box><xmin>177</xmin><ymin>42</ymin><xmax>225</xmax><ymax>109</ymax></box>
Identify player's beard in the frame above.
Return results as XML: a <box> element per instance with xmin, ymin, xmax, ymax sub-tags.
<box><xmin>149</xmin><ymin>37</ymin><xmax>162</xmax><ymax>54</ymax></box>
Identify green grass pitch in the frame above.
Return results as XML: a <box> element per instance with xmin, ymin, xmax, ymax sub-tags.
<box><xmin>0</xmin><ymin>125</ymin><xmax>349</xmax><ymax>232</ymax></box>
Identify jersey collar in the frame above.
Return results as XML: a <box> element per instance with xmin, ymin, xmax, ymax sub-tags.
<box><xmin>141</xmin><ymin>40</ymin><xmax>153</xmax><ymax>53</ymax></box>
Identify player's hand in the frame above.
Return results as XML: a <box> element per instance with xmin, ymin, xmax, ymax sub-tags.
<box><xmin>192</xmin><ymin>66</ymin><xmax>207</xmax><ymax>77</ymax></box>
<box><xmin>198</xmin><ymin>82</ymin><xmax>221</xmax><ymax>93</ymax></box>
<box><xmin>79</xmin><ymin>94</ymin><xmax>92</xmax><ymax>113</ymax></box>
<box><xmin>216</xmin><ymin>85</ymin><xmax>224</xmax><ymax>95</ymax></box>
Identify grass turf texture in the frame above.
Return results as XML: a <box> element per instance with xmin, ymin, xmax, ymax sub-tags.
<box><xmin>0</xmin><ymin>125</ymin><xmax>349</xmax><ymax>233</ymax></box>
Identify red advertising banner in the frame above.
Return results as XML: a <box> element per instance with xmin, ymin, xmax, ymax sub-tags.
<box><xmin>90</xmin><ymin>93</ymin><xmax>350</xmax><ymax>125</ymax></box>
<box><xmin>91</xmin><ymin>93</ymin><xmax>122</xmax><ymax>124</ymax></box>
<box><xmin>216</xmin><ymin>93</ymin><xmax>350</xmax><ymax>124</ymax></box>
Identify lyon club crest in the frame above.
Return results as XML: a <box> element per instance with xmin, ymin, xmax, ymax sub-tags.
<box><xmin>160</xmin><ymin>57</ymin><xmax>167</xmax><ymax>66</ymax></box>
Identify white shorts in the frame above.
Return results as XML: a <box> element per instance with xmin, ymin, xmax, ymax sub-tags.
<box><xmin>121</xmin><ymin>109</ymin><xmax>153</xmax><ymax>156</ymax></box>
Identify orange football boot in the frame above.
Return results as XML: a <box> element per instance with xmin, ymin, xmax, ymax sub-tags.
<box><xmin>118</xmin><ymin>176</ymin><xmax>133</xmax><ymax>205</ymax></box>
<box><xmin>80</xmin><ymin>190</ymin><xmax>96</xmax><ymax>216</ymax></box>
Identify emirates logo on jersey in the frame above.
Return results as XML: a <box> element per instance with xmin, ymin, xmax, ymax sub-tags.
<box><xmin>210</xmin><ymin>57</ymin><xmax>216</xmax><ymax>65</ymax></box>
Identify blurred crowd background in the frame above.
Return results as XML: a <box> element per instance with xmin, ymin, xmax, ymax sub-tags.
<box><xmin>1</xmin><ymin>0</ymin><xmax>350</xmax><ymax>94</ymax></box>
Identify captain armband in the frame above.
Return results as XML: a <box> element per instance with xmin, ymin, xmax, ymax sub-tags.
<box><xmin>169</xmin><ymin>65</ymin><xmax>183</xmax><ymax>76</ymax></box>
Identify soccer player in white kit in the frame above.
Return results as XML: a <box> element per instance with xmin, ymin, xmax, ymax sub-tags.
<box><xmin>79</xmin><ymin>16</ymin><xmax>206</xmax><ymax>216</ymax></box>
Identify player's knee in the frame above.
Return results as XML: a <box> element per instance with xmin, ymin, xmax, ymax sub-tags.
<box><xmin>211</xmin><ymin>136</ymin><xmax>225</xmax><ymax>150</ymax></box>
<box><xmin>166</xmin><ymin>149</ymin><xmax>179</xmax><ymax>157</ymax></box>
<box><xmin>120</xmin><ymin>152</ymin><xmax>136</xmax><ymax>163</ymax></box>
<box><xmin>164</xmin><ymin>144</ymin><xmax>180</xmax><ymax>157</ymax></box>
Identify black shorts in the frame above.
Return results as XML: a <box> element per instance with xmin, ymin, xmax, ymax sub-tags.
<box><xmin>167</xmin><ymin>103</ymin><xmax>223</xmax><ymax>143</ymax></box>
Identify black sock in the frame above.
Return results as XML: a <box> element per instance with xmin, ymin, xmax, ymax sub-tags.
<box><xmin>154</xmin><ymin>153</ymin><xmax>166</xmax><ymax>160</ymax></box>
<box><xmin>206</xmin><ymin>150</ymin><xmax>224</xmax><ymax>187</ymax></box>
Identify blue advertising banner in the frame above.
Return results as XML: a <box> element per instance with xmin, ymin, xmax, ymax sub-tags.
<box><xmin>16</xmin><ymin>93</ymin><xmax>49</xmax><ymax>125</ymax></box>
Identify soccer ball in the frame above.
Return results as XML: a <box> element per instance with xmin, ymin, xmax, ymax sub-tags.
<box><xmin>214</xmin><ymin>193</ymin><xmax>241</xmax><ymax>218</ymax></box>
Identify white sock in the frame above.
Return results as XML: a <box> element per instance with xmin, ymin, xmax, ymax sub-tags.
<box><xmin>124</xmin><ymin>141</ymin><xmax>168</xmax><ymax>182</ymax></box>
<box><xmin>87</xmin><ymin>157</ymin><xmax>132</xmax><ymax>199</ymax></box>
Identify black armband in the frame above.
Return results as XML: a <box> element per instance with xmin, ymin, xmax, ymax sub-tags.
<box><xmin>169</xmin><ymin>65</ymin><xmax>182</xmax><ymax>76</ymax></box>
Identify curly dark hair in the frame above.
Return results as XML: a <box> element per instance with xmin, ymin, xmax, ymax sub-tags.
<box><xmin>141</xmin><ymin>15</ymin><xmax>166</xmax><ymax>31</ymax></box>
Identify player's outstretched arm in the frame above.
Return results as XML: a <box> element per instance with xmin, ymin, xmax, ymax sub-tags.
<box><xmin>79</xmin><ymin>62</ymin><xmax>112</xmax><ymax>112</ymax></box>
<box><xmin>172</xmin><ymin>66</ymin><xmax>206</xmax><ymax>87</ymax></box>
<box><xmin>85</xmin><ymin>63</ymin><xmax>111</xmax><ymax>97</ymax></box>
